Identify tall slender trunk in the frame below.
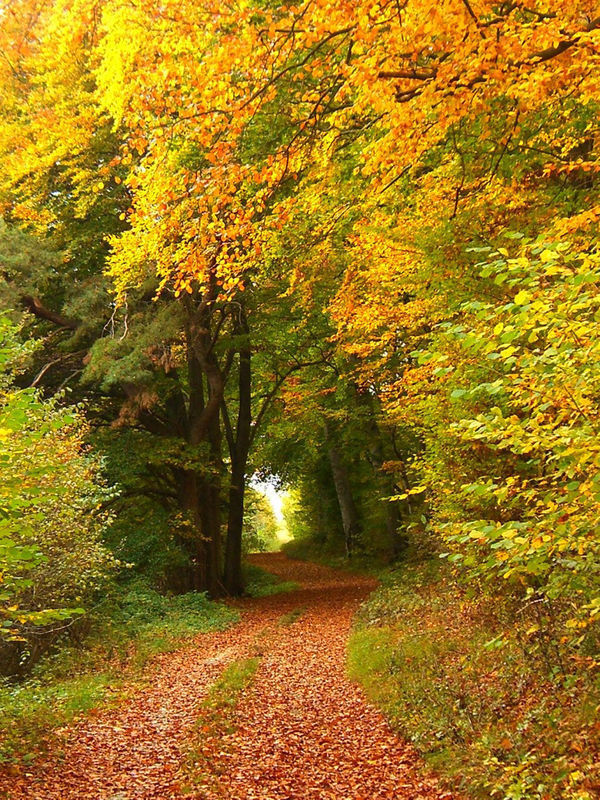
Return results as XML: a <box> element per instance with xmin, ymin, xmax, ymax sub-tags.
<box><xmin>324</xmin><ymin>420</ymin><xmax>362</xmax><ymax>558</ymax></box>
<box><xmin>224</xmin><ymin>308</ymin><xmax>251</xmax><ymax>596</ymax></box>
<box><xmin>353</xmin><ymin>387</ymin><xmax>408</xmax><ymax>558</ymax></box>
<box><xmin>223</xmin><ymin>458</ymin><xmax>246</xmax><ymax>595</ymax></box>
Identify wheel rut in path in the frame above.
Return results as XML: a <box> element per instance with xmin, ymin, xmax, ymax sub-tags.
<box><xmin>0</xmin><ymin>553</ymin><xmax>457</xmax><ymax>800</ymax></box>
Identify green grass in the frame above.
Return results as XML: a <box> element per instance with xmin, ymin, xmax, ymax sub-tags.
<box><xmin>242</xmin><ymin>563</ymin><xmax>299</xmax><ymax>597</ymax></box>
<box><xmin>0</xmin><ymin>579</ymin><xmax>239</xmax><ymax>764</ymax></box>
<box><xmin>202</xmin><ymin>657</ymin><xmax>261</xmax><ymax>717</ymax></box>
<box><xmin>179</xmin><ymin>656</ymin><xmax>261</xmax><ymax>793</ymax></box>
<box><xmin>0</xmin><ymin>673</ymin><xmax>114</xmax><ymax>764</ymax></box>
<box><xmin>348</xmin><ymin>559</ymin><xmax>600</xmax><ymax>800</ymax></box>
<box><xmin>278</xmin><ymin>607</ymin><xmax>306</xmax><ymax>627</ymax></box>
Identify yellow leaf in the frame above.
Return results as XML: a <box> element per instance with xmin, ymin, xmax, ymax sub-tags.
<box><xmin>514</xmin><ymin>290</ymin><xmax>531</xmax><ymax>305</ymax></box>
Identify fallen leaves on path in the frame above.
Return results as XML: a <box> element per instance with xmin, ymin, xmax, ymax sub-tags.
<box><xmin>0</xmin><ymin>555</ymin><xmax>457</xmax><ymax>800</ymax></box>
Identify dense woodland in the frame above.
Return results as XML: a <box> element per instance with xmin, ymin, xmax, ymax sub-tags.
<box><xmin>0</xmin><ymin>1</ymin><xmax>599</xmax><ymax>798</ymax></box>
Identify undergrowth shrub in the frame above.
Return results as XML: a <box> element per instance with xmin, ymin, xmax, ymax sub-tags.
<box><xmin>349</xmin><ymin>559</ymin><xmax>600</xmax><ymax>800</ymax></box>
<box><xmin>0</xmin><ymin>316</ymin><xmax>115</xmax><ymax>674</ymax></box>
<box><xmin>0</xmin><ymin>579</ymin><xmax>238</xmax><ymax>763</ymax></box>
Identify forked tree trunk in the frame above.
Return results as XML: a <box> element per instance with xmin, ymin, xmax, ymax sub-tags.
<box><xmin>177</xmin><ymin>468</ymin><xmax>220</xmax><ymax>595</ymax></box>
<box><xmin>197</xmin><ymin>470</ymin><xmax>222</xmax><ymax>596</ymax></box>
<box><xmin>181</xmin><ymin>292</ymin><xmax>225</xmax><ymax>596</ymax></box>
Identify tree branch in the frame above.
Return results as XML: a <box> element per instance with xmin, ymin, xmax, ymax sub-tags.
<box><xmin>20</xmin><ymin>295</ymin><xmax>79</xmax><ymax>330</ymax></box>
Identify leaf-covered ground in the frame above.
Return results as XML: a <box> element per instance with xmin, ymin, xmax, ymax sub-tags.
<box><xmin>0</xmin><ymin>554</ymin><xmax>456</xmax><ymax>800</ymax></box>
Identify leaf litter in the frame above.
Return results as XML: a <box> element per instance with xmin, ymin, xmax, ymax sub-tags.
<box><xmin>0</xmin><ymin>554</ymin><xmax>457</xmax><ymax>800</ymax></box>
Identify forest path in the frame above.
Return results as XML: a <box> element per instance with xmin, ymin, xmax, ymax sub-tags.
<box><xmin>1</xmin><ymin>554</ymin><xmax>455</xmax><ymax>800</ymax></box>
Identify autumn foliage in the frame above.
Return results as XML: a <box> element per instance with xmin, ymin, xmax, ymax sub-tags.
<box><xmin>0</xmin><ymin>0</ymin><xmax>599</xmax><ymax>796</ymax></box>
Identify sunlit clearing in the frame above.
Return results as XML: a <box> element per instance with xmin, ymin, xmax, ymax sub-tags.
<box><xmin>250</xmin><ymin>476</ymin><xmax>291</xmax><ymax>544</ymax></box>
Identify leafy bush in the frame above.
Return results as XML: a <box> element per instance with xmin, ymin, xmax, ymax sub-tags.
<box><xmin>114</xmin><ymin>579</ymin><xmax>237</xmax><ymax>636</ymax></box>
<box><xmin>92</xmin><ymin>427</ymin><xmax>199</xmax><ymax>590</ymax></box>
<box><xmin>0</xmin><ymin>317</ymin><xmax>115</xmax><ymax>670</ymax></box>
<box><xmin>417</xmin><ymin>238</ymin><xmax>600</xmax><ymax>659</ymax></box>
<box><xmin>349</xmin><ymin>560</ymin><xmax>600</xmax><ymax>800</ymax></box>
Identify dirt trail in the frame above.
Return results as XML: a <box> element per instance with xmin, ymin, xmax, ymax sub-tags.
<box><xmin>0</xmin><ymin>554</ymin><xmax>456</xmax><ymax>800</ymax></box>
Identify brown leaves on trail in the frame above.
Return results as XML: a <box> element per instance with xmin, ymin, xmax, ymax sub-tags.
<box><xmin>0</xmin><ymin>555</ymin><xmax>457</xmax><ymax>800</ymax></box>
<box><xmin>0</xmin><ymin>614</ymin><xmax>270</xmax><ymax>800</ymax></box>
<box><xmin>195</xmin><ymin>554</ymin><xmax>453</xmax><ymax>800</ymax></box>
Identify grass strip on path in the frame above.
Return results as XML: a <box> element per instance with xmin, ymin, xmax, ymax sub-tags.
<box><xmin>178</xmin><ymin>657</ymin><xmax>261</xmax><ymax>796</ymax></box>
<box><xmin>278</xmin><ymin>607</ymin><xmax>306</xmax><ymax>627</ymax></box>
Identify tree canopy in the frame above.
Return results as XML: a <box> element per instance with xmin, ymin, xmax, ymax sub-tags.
<box><xmin>0</xmin><ymin>0</ymin><xmax>598</xmax><ymax>688</ymax></box>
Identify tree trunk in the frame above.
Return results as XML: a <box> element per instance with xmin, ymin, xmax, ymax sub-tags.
<box><xmin>181</xmin><ymin>295</ymin><xmax>225</xmax><ymax>596</ymax></box>
<box><xmin>353</xmin><ymin>386</ymin><xmax>409</xmax><ymax>559</ymax></box>
<box><xmin>224</xmin><ymin>308</ymin><xmax>251</xmax><ymax>596</ymax></box>
<box><xmin>365</xmin><ymin>416</ymin><xmax>408</xmax><ymax>558</ymax></box>
<box><xmin>197</xmin><ymin>471</ymin><xmax>222</xmax><ymax>596</ymax></box>
<box><xmin>177</xmin><ymin>468</ymin><xmax>208</xmax><ymax>592</ymax></box>
<box><xmin>223</xmin><ymin>458</ymin><xmax>246</xmax><ymax>595</ymax></box>
<box><xmin>325</xmin><ymin>421</ymin><xmax>362</xmax><ymax>558</ymax></box>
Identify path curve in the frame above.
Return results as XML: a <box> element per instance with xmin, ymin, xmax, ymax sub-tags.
<box><xmin>0</xmin><ymin>554</ymin><xmax>456</xmax><ymax>800</ymax></box>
